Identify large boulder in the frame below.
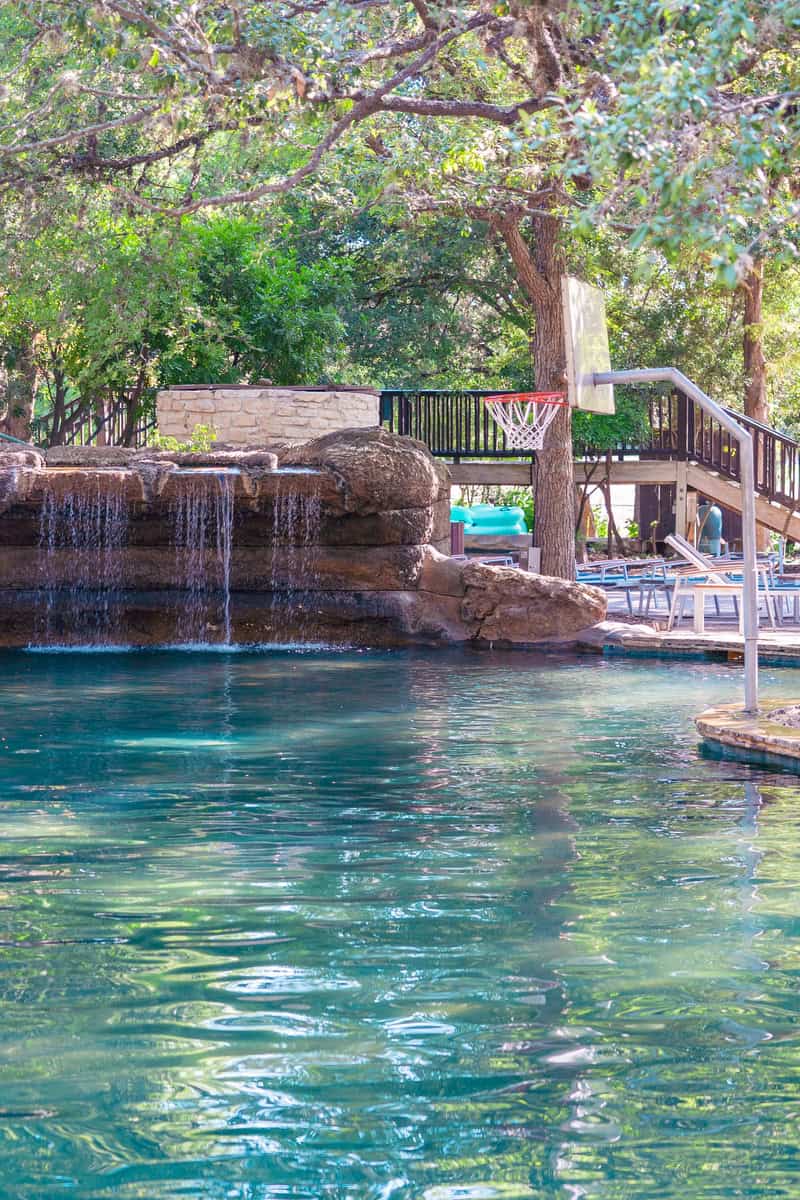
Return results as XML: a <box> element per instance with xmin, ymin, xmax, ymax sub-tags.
<box><xmin>280</xmin><ymin>427</ymin><xmax>449</xmax><ymax>514</ymax></box>
<box><xmin>460</xmin><ymin>561</ymin><xmax>606</xmax><ymax>643</ymax></box>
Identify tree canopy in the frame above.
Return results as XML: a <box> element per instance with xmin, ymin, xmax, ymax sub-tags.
<box><xmin>2</xmin><ymin>1</ymin><xmax>799</xmax><ymax>270</ymax></box>
<box><xmin>2</xmin><ymin>1</ymin><xmax>800</xmax><ymax>572</ymax></box>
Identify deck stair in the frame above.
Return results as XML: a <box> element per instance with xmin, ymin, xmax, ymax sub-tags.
<box><xmin>685</xmin><ymin>463</ymin><xmax>800</xmax><ymax>542</ymax></box>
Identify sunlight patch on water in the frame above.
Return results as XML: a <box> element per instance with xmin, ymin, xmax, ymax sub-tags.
<box><xmin>113</xmin><ymin>735</ymin><xmax>233</xmax><ymax>750</ymax></box>
<box><xmin>25</xmin><ymin>643</ymin><xmax>135</xmax><ymax>653</ymax></box>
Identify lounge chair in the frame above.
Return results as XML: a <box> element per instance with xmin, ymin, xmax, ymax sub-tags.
<box><xmin>664</xmin><ymin>534</ymin><xmax>776</xmax><ymax>632</ymax></box>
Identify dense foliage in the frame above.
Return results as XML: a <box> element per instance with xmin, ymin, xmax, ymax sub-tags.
<box><xmin>6</xmin><ymin>194</ymin><xmax>799</xmax><ymax>446</ymax></box>
<box><xmin>2</xmin><ymin>2</ymin><xmax>798</xmax><ymax>264</ymax></box>
<box><xmin>1</xmin><ymin>1</ymin><xmax>799</xmax><ymax>568</ymax></box>
<box><xmin>0</xmin><ymin>204</ymin><xmax>351</xmax><ymax>442</ymax></box>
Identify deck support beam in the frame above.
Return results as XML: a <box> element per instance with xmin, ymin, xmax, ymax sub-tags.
<box><xmin>674</xmin><ymin>461</ymin><xmax>689</xmax><ymax>539</ymax></box>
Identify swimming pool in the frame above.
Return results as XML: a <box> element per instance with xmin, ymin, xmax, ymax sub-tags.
<box><xmin>1</xmin><ymin>649</ymin><xmax>799</xmax><ymax>1198</ymax></box>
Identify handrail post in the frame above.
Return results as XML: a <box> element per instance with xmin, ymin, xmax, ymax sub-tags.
<box><xmin>595</xmin><ymin>367</ymin><xmax>759</xmax><ymax>715</ymax></box>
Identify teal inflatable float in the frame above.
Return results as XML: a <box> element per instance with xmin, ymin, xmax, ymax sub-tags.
<box><xmin>450</xmin><ymin>504</ymin><xmax>528</xmax><ymax>536</ymax></box>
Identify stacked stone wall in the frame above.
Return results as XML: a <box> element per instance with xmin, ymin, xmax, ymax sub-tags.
<box><xmin>156</xmin><ymin>385</ymin><xmax>379</xmax><ymax>445</ymax></box>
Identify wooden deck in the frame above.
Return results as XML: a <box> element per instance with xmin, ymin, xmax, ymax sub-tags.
<box><xmin>447</xmin><ymin>459</ymin><xmax>800</xmax><ymax>541</ymax></box>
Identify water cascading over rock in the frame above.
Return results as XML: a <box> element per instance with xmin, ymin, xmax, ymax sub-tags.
<box><xmin>36</xmin><ymin>475</ymin><xmax>129</xmax><ymax>645</ymax></box>
<box><xmin>268</xmin><ymin>471</ymin><xmax>321</xmax><ymax>643</ymax></box>
<box><xmin>0</xmin><ymin>430</ymin><xmax>607</xmax><ymax>648</ymax></box>
<box><xmin>171</xmin><ymin>470</ymin><xmax>235</xmax><ymax>644</ymax></box>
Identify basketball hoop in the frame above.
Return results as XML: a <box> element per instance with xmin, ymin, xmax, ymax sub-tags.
<box><xmin>484</xmin><ymin>391</ymin><xmax>568</xmax><ymax>452</ymax></box>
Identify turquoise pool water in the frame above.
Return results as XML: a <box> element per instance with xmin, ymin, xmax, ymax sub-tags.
<box><xmin>1</xmin><ymin>649</ymin><xmax>800</xmax><ymax>1199</ymax></box>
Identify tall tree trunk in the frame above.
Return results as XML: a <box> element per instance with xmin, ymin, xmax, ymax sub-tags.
<box><xmin>743</xmin><ymin>260</ymin><xmax>768</xmax><ymax>425</ymax></box>
<box><xmin>499</xmin><ymin>212</ymin><xmax>575</xmax><ymax>578</ymax></box>
<box><xmin>0</xmin><ymin>340</ymin><xmax>36</xmax><ymax>443</ymax></box>
<box><xmin>48</xmin><ymin>366</ymin><xmax>69</xmax><ymax>446</ymax></box>
<box><xmin>742</xmin><ymin>260</ymin><xmax>770</xmax><ymax>551</ymax></box>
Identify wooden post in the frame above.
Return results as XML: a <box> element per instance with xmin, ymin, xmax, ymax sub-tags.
<box><xmin>674</xmin><ymin>460</ymin><xmax>689</xmax><ymax>537</ymax></box>
<box><xmin>450</xmin><ymin>521</ymin><xmax>465</xmax><ymax>556</ymax></box>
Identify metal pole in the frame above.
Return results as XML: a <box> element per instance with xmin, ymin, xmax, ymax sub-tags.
<box><xmin>594</xmin><ymin>367</ymin><xmax>759</xmax><ymax>715</ymax></box>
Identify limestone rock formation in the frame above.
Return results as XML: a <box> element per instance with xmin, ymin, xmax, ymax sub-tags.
<box><xmin>0</xmin><ymin>447</ymin><xmax>45</xmax><ymax>469</ymax></box>
<box><xmin>460</xmin><ymin>560</ymin><xmax>607</xmax><ymax>643</ymax></box>
<box><xmin>281</xmin><ymin>426</ymin><xmax>449</xmax><ymax>513</ymax></box>
<box><xmin>412</xmin><ymin>549</ymin><xmax>606</xmax><ymax>645</ymax></box>
<box><xmin>0</xmin><ymin>426</ymin><xmax>609</xmax><ymax>648</ymax></box>
<box><xmin>45</xmin><ymin>445</ymin><xmax>279</xmax><ymax>470</ymax></box>
<box><xmin>0</xmin><ymin>447</ymin><xmax>46</xmax><ymax>516</ymax></box>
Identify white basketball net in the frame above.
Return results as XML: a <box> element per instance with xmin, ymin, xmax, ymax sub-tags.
<box><xmin>484</xmin><ymin>392</ymin><xmax>567</xmax><ymax>452</ymax></box>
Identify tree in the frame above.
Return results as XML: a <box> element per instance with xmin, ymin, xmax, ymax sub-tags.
<box><xmin>0</xmin><ymin>203</ymin><xmax>352</xmax><ymax>444</ymax></box>
<box><xmin>2</xmin><ymin>1</ymin><xmax>799</xmax><ymax>572</ymax></box>
<box><xmin>290</xmin><ymin>206</ymin><xmax>536</xmax><ymax>389</ymax></box>
<box><xmin>0</xmin><ymin>201</ymin><xmax>201</xmax><ymax>444</ymax></box>
<box><xmin>742</xmin><ymin>260</ymin><xmax>769</xmax><ymax>427</ymax></box>
<box><xmin>166</xmin><ymin>217</ymin><xmax>349</xmax><ymax>387</ymax></box>
<box><xmin>0</xmin><ymin>335</ymin><xmax>37</xmax><ymax>442</ymax></box>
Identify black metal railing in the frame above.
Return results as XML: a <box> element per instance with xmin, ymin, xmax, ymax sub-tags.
<box><xmin>619</xmin><ymin>392</ymin><xmax>800</xmax><ymax>509</ymax></box>
<box><xmin>380</xmin><ymin>389</ymin><xmax>521</xmax><ymax>458</ymax></box>
<box><xmin>379</xmin><ymin>388</ymin><xmax>800</xmax><ymax>512</ymax></box>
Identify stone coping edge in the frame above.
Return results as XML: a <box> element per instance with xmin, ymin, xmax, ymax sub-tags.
<box><xmin>695</xmin><ymin>700</ymin><xmax>800</xmax><ymax>771</ymax></box>
<box><xmin>162</xmin><ymin>384</ymin><xmax>381</xmax><ymax>395</ymax></box>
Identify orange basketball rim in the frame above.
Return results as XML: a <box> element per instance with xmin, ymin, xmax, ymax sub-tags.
<box><xmin>483</xmin><ymin>391</ymin><xmax>568</xmax><ymax>452</ymax></box>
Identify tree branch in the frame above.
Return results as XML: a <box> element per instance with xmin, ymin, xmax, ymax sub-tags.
<box><xmin>107</xmin><ymin>10</ymin><xmax>495</xmax><ymax>215</ymax></box>
<box><xmin>494</xmin><ymin>215</ymin><xmax>554</xmax><ymax>309</ymax></box>
<box><xmin>0</xmin><ymin>106</ymin><xmax>159</xmax><ymax>158</ymax></box>
<box><xmin>377</xmin><ymin>93</ymin><xmax>551</xmax><ymax>124</ymax></box>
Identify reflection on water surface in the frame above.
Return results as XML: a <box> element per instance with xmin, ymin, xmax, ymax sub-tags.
<box><xmin>1</xmin><ymin>649</ymin><xmax>799</xmax><ymax>1199</ymax></box>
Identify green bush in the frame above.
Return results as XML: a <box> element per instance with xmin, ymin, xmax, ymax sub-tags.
<box><xmin>149</xmin><ymin>424</ymin><xmax>218</xmax><ymax>453</ymax></box>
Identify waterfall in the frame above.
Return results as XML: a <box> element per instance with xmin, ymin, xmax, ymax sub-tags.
<box><xmin>270</xmin><ymin>473</ymin><xmax>321</xmax><ymax>643</ymax></box>
<box><xmin>172</xmin><ymin>470</ymin><xmax>235</xmax><ymax>645</ymax></box>
<box><xmin>37</xmin><ymin>476</ymin><xmax>129</xmax><ymax>644</ymax></box>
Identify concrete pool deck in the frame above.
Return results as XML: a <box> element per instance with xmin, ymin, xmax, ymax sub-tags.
<box><xmin>599</xmin><ymin>624</ymin><xmax>800</xmax><ymax>665</ymax></box>
<box><xmin>600</xmin><ymin>589</ymin><xmax>800</xmax><ymax>665</ymax></box>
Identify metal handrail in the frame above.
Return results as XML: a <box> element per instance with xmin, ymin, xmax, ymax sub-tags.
<box><xmin>596</xmin><ymin>367</ymin><xmax>759</xmax><ymax>715</ymax></box>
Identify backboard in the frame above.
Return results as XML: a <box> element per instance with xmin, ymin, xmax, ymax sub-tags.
<box><xmin>561</xmin><ymin>276</ymin><xmax>615</xmax><ymax>414</ymax></box>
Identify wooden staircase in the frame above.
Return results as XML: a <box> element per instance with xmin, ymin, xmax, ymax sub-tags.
<box><xmin>686</xmin><ymin>462</ymin><xmax>800</xmax><ymax>541</ymax></box>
